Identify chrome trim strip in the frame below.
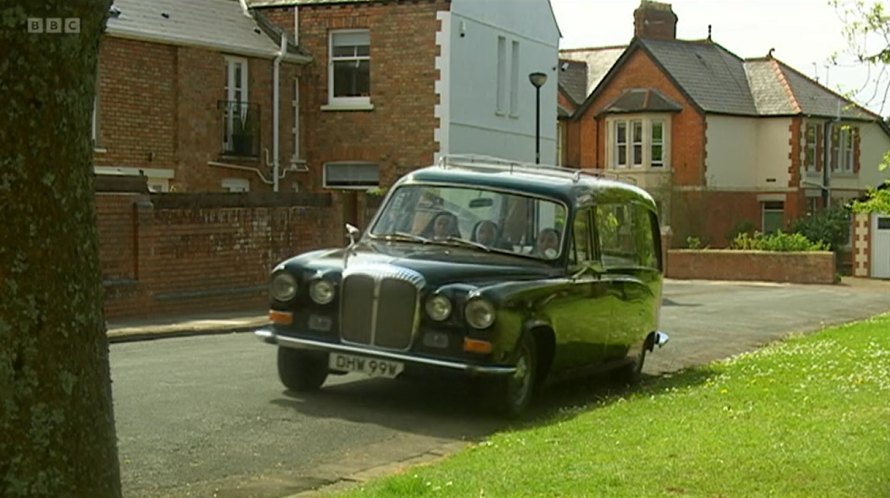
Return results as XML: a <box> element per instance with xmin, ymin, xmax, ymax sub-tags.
<box><xmin>255</xmin><ymin>329</ymin><xmax>516</xmax><ymax>375</ymax></box>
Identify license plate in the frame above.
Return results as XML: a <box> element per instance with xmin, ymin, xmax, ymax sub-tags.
<box><xmin>329</xmin><ymin>352</ymin><xmax>404</xmax><ymax>379</ymax></box>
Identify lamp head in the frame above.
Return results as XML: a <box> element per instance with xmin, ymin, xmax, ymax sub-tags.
<box><xmin>528</xmin><ymin>72</ymin><xmax>547</xmax><ymax>88</ymax></box>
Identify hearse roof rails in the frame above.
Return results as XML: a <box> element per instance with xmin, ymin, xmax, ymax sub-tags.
<box><xmin>436</xmin><ymin>154</ymin><xmax>637</xmax><ymax>185</ymax></box>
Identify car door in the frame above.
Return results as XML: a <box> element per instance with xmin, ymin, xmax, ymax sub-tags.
<box><xmin>595</xmin><ymin>202</ymin><xmax>660</xmax><ymax>360</ymax></box>
<box><xmin>547</xmin><ymin>207</ymin><xmax>612</xmax><ymax>371</ymax></box>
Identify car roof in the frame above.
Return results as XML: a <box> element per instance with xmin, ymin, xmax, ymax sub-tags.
<box><xmin>396</xmin><ymin>155</ymin><xmax>657</xmax><ymax>210</ymax></box>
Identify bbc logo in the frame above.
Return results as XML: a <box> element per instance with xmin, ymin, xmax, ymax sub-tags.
<box><xmin>27</xmin><ymin>18</ymin><xmax>81</xmax><ymax>34</ymax></box>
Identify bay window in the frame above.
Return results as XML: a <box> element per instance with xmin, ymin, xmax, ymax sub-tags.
<box><xmin>609</xmin><ymin>116</ymin><xmax>669</xmax><ymax>169</ymax></box>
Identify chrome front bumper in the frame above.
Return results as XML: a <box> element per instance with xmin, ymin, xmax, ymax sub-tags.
<box><xmin>255</xmin><ymin>329</ymin><xmax>517</xmax><ymax>376</ymax></box>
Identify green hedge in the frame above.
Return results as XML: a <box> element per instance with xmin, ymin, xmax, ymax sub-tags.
<box><xmin>730</xmin><ymin>231</ymin><xmax>828</xmax><ymax>252</ymax></box>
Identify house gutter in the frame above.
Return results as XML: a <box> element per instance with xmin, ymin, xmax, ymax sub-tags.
<box><xmin>273</xmin><ymin>32</ymin><xmax>287</xmax><ymax>192</ymax></box>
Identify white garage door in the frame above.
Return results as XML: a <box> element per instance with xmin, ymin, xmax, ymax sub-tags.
<box><xmin>872</xmin><ymin>214</ymin><xmax>890</xmax><ymax>279</ymax></box>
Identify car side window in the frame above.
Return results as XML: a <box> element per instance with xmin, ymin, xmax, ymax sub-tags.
<box><xmin>595</xmin><ymin>203</ymin><xmax>658</xmax><ymax>270</ymax></box>
<box><xmin>568</xmin><ymin>207</ymin><xmax>593</xmax><ymax>269</ymax></box>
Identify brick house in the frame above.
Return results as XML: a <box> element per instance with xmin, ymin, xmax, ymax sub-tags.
<box><xmin>94</xmin><ymin>0</ymin><xmax>312</xmax><ymax>193</ymax></box>
<box><xmin>560</xmin><ymin>1</ymin><xmax>890</xmax><ymax>247</ymax></box>
<box><xmin>249</xmin><ymin>0</ymin><xmax>560</xmax><ymax>226</ymax></box>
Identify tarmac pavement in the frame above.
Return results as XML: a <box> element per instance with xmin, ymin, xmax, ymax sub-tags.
<box><xmin>106</xmin><ymin>276</ymin><xmax>888</xmax><ymax>498</ymax></box>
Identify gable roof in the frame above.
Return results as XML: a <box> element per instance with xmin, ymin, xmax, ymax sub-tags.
<box><xmin>573</xmin><ymin>36</ymin><xmax>880</xmax><ymax>124</ymax></box>
<box><xmin>558</xmin><ymin>59</ymin><xmax>588</xmax><ymax>106</ymax></box>
<box><xmin>638</xmin><ymin>38</ymin><xmax>758</xmax><ymax>115</ymax></box>
<box><xmin>106</xmin><ymin>0</ymin><xmax>310</xmax><ymax>62</ymax></box>
<box><xmin>560</xmin><ymin>46</ymin><xmax>625</xmax><ymax>98</ymax></box>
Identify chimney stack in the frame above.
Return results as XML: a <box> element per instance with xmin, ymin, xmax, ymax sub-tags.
<box><xmin>634</xmin><ymin>1</ymin><xmax>678</xmax><ymax>41</ymax></box>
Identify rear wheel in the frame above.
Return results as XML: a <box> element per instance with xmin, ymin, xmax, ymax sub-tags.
<box><xmin>277</xmin><ymin>347</ymin><xmax>329</xmax><ymax>392</ymax></box>
<box><xmin>487</xmin><ymin>333</ymin><xmax>537</xmax><ymax>418</ymax></box>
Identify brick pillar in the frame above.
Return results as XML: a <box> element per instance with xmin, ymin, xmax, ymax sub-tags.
<box><xmin>661</xmin><ymin>225</ymin><xmax>673</xmax><ymax>276</ymax></box>
<box><xmin>852</xmin><ymin>213</ymin><xmax>870</xmax><ymax>277</ymax></box>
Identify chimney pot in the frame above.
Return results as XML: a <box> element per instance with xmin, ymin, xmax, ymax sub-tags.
<box><xmin>633</xmin><ymin>1</ymin><xmax>678</xmax><ymax>41</ymax></box>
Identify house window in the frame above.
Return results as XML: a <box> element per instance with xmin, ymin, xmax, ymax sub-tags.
<box><xmin>762</xmin><ymin>201</ymin><xmax>784</xmax><ymax>234</ymax></box>
<box><xmin>631</xmin><ymin>120</ymin><xmax>643</xmax><ymax>166</ymax></box>
<box><xmin>610</xmin><ymin>117</ymin><xmax>669</xmax><ymax>169</ymax></box>
<box><xmin>830</xmin><ymin>125</ymin><xmax>856</xmax><ymax>173</ymax></box>
<box><xmin>614</xmin><ymin>121</ymin><xmax>627</xmax><ymax>167</ymax></box>
<box><xmin>224</xmin><ymin>56</ymin><xmax>250</xmax><ymax>154</ymax></box>
<box><xmin>222</xmin><ymin>178</ymin><xmax>250</xmax><ymax>192</ymax></box>
<box><xmin>496</xmin><ymin>36</ymin><xmax>506</xmax><ymax>114</ymax></box>
<box><xmin>329</xmin><ymin>30</ymin><xmax>370</xmax><ymax>104</ymax></box>
<box><xmin>650</xmin><ymin>121</ymin><xmax>664</xmax><ymax>167</ymax></box>
<box><xmin>323</xmin><ymin>162</ymin><xmax>379</xmax><ymax>189</ymax></box>
<box><xmin>510</xmin><ymin>40</ymin><xmax>520</xmax><ymax>116</ymax></box>
<box><xmin>841</xmin><ymin>127</ymin><xmax>853</xmax><ymax>173</ymax></box>
<box><xmin>804</xmin><ymin>123</ymin><xmax>816</xmax><ymax>173</ymax></box>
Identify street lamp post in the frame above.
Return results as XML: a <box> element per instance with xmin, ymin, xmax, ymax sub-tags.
<box><xmin>528</xmin><ymin>72</ymin><xmax>547</xmax><ymax>164</ymax></box>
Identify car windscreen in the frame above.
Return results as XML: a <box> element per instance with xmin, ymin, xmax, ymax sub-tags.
<box><xmin>369</xmin><ymin>184</ymin><xmax>567</xmax><ymax>260</ymax></box>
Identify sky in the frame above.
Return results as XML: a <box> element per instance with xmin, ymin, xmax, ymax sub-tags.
<box><xmin>549</xmin><ymin>0</ymin><xmax>887</xmax><ymax>116</ymax></box>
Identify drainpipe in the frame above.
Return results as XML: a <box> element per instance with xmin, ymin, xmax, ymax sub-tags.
<box><xmin>273</xmin><ymin>33</ymin><xmax>286</xmax><ymax>192</ymax></box>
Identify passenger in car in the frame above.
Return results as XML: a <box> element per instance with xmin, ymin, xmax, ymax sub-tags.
<box><xmin>472</xmin><ymin>220</ymin><xmax>498</xmax><ymax>246</ymax></box>
<box><xmin>534</xmin><ymin>228</ymin><xmax>560</xmax><ymax>258</ymax></box>
<box><xmin>422</xmin><ymin>211</ymin><xmax>461</xmax><ymax>240</ymax></box>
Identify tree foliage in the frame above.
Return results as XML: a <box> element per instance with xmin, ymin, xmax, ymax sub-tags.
<box><xmin>831</xmin><ymin>0</ymin><xmax>890</xmax><ymax>115</ymax></box>
<box><xmin>0</xmin><ymin>1</ymin><xmax>120</xmax><ymax>496</ymax></box>
<box><xmin>851</xmin><ymin>183</ymin><xmax>890</xmax><ymax>213</ymax></box>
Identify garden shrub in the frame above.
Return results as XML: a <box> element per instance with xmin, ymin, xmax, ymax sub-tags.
<box><xmin>730</xmin><ymin>231</ymin><xmax>828</xmax><ymax>252</ymax></box>
<box><xmin>789</xmin><ymin>205</ymin><xmax>850</xmax><ymax>251</ymax></box>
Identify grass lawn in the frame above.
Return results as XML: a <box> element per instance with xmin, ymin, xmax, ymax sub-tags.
<box><xmin>335</xmin><ymin>314</ymin><xmax>890</xmax><ymax>497</ymax></box>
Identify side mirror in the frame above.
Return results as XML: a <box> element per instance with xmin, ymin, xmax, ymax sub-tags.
<box><xmin>346</xmin><ymin>223</ymin><xmax>360</xmax><ymax>237</ymax></box>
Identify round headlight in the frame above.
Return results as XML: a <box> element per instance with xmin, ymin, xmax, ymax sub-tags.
<box><xmin>309</xmin><ymin>279</ymin><xmax>336</xmax><ymax>305</ymax></box>
<box><xmin>425</xmin><ymin>295</ymin><xmax>452</xmax><ymax>321</ymax></box>
<box><xmin>465</xmin><ymin>298</ymin><xmax>496</xmax><ymax>329</ymax></box>
<box><xmin>270</xmin><ymin>272</ymin><xmax>298</xmax><ymax>302</ymax></box>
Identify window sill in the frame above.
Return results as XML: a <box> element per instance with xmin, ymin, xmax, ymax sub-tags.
<box><xmin>830</xmin><ymin>171</ymin><xmax>857</xmax><ymax>178</ymax></box>
<box><xmin>321</xmin><ymin>102</ymin><xmax>375</xmax><ymax>112</ymax></box>
<box><xmin>219</xmin><ymin>154</ymin><xmax>260</xmax><ymax>162</ymax></box>
<box><xmin>94</xmin><ymin>147</ymin><xmax>107</xmax><ymax>153</ymax></box>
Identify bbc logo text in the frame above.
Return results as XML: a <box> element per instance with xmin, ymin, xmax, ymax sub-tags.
<box><xmin>27</xmin><ymin>18</ymin><xmax>81</xmax><ymax>34</ymax></box>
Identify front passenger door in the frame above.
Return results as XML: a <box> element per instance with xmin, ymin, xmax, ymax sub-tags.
<box><xmin>549</xmin><ymin>207</ymin><xmax>610</xmax><ymax>371</ymax></box>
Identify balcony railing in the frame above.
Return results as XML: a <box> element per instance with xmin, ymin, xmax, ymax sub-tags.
<box><xmin>219</xmin><ymin>101</ymin><xmax>260</xmax><ymax>158</ymax></box>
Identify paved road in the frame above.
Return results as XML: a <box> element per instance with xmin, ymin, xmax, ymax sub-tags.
<box><xmin>110</xmin><ymin>279</ymin><xmax>889</xmax><ymax>498</ymax></box>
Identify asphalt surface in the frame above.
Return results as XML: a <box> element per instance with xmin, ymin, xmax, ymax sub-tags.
<box><xmin>108</xmin><ymin>278</ymin><xmax>889</xmax><ymax>498</ymax></box>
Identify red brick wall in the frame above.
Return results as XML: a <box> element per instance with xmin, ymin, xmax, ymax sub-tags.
<box><xmin>96</xmin><ymin>192</ymin><xmax>341</xmax><ymax>319</ymax></box>
<box><xmin>95</xmin><ymin>37</ymin><xmax>177</xmax><ymax>169</ymax></box>
<box><xmin>95</xmin><ymin>193</ymin><xmax>138</xmax><ymax>281</ymax></box>
<box><xmin>667</xmin><ymin>250</ymin><xmax>836</xmax><ymax>284</ymax></box>
<box><xmin>95</xmin><ymin>36</ymin><xmax>305</xmax><ymax>193</ymax></box>
<box><xmin>670</xmin><ymin>190</ymin><xmax>811</xmax><ymax>248</ymax></box>
<box><xmin>260</xmin><ymin>1</ymin><xmax>447</xmax><ymax>191</ymax></box>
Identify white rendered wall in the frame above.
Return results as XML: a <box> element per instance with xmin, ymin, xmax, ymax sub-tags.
<box><xmin>706</xmin><ymin>116</ymin><xmax>791</xmax><ymax>189</ymax></box>
<box><xmin>436</xmin><ymin>0</ymin><xmax>560</xmax><ymax>164</ymax></box>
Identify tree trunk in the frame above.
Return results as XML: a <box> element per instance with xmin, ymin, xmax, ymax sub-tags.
<box><xmin>0</xmin><ymin>1</ymin><xmax>120</xmax><ymax>496</ymax></box>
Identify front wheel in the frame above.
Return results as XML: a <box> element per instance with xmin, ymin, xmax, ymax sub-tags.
<box><xmin>487</xmin><ymin>333</ymin><xmax>537</xmax><ymax>418</ymax></box>
<box><xmin>277</xmin><ymin>347</ymin><xmax>329</xmax><ymax>392</ymax></box>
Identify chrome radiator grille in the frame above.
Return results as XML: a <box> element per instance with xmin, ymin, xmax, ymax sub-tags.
<box><xmin>340</xmin><ymin>264</ymin><xmax>424</xmax><ymax>350</ymax></box>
